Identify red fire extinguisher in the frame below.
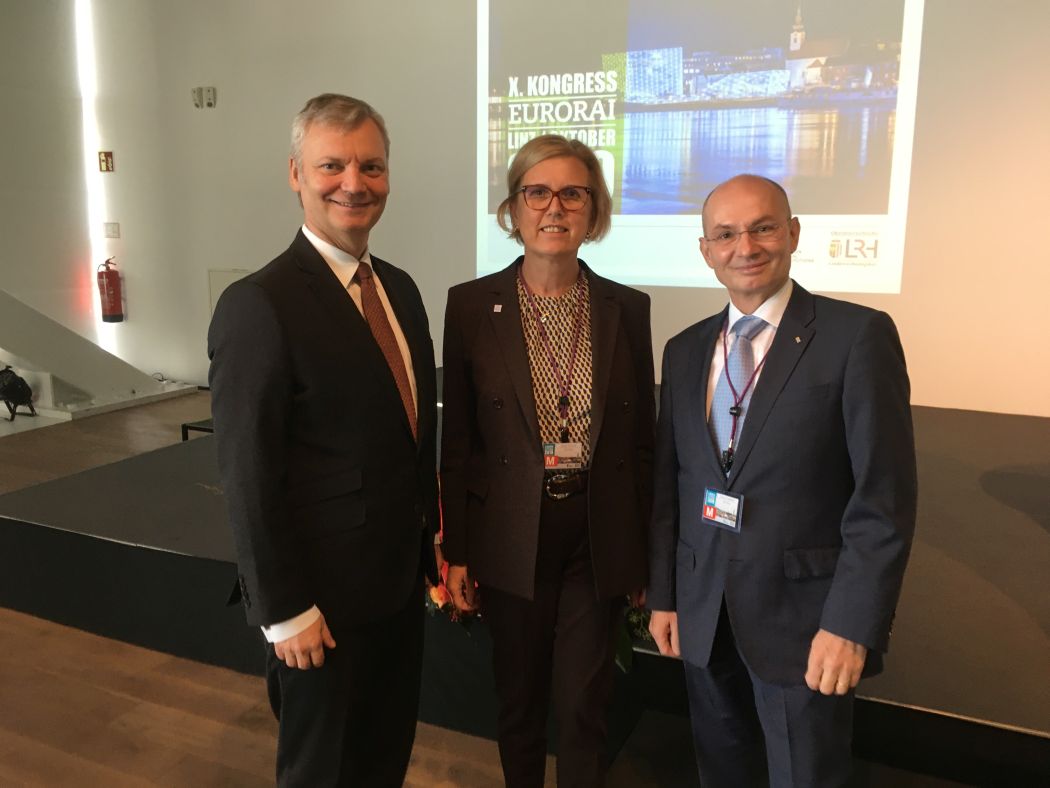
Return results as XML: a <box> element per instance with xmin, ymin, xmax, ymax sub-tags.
<box><xmin>97</xmin><ymin>257</ymin><xmax>124</xmax><ymax>323</ymax></box>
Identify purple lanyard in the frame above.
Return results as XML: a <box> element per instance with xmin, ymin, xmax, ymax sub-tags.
<box><xmin>518</xmin><ymin>266</ymin><xmax>585</xmax><ymax>442</ymax></box>
<box><xmin>719</xmin><ymin>322</ymin><xmax>769</xmax><ymax>457</ymax></box>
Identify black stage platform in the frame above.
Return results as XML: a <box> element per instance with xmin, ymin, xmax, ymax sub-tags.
<box><xmin>1</xmin><ymin>406</ymin><xmax>1047</xmax><ymax>784</ymax></box>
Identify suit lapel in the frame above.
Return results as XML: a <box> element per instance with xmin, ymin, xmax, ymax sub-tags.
<box><xmin>489</xmin><ymin>261</ymin><xmax>541</xmax><ymax>441</ymax></box>
<box><xmin>691</xmin><ymin>308</ymin><xmax>729</xmax><ymax>481</ymax></box>
<box><xmin>585</xmin><ymin>266</ymin><xmax>620</xmax><ymax>455</ymax></box>
<box><xmin>726</xmin><ymin>283</ymin><xmax>815</xmax><ymax>488</ymax></box>
<box><xmin>291</xmin><ymin>233</ymin><xmax>415</xmax><ymax>444</ymax></box>
<box><xmin>292</xmin><ymin>232</ymin><xmax>374</xmax><ymax>348</ymax></box>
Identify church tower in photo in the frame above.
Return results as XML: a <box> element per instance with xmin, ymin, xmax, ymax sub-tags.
<box><xmin>790</xmin><ymin>3</ymin><xmax>806</xmax><ymax>52</ymax></box>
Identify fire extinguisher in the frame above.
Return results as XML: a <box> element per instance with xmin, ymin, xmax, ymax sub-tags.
<box><xmin>97</xmin><ymin>257</ymin><xmax>124</xmax><ymax>323</ymax></box>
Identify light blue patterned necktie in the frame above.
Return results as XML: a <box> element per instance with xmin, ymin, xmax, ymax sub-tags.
<box><xmin>710</xmin><ymin>315</ymin><xmax>768</xmax><ymax>473</ymax></box>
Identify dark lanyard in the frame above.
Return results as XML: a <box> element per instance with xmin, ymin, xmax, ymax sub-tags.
<box><xmin>518</xmin><ymin>266</ymin><xmax>585</xmax><ymax>442</ymax></box>
<box><xmin>718</xmin><ymin>322</ymin><xmax>768</xmax><ymax>473</ymax></box>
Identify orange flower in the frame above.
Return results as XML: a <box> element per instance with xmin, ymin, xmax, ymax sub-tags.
<box><xmin>429</xmin><ymin>584</ymin><xmax>452</xmax><ymax>608</ymax></box>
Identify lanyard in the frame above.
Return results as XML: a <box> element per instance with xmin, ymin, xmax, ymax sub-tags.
<box><xmin>718</xmin><ymin>322</ymin><xmax>769</xmax><ymax>473</ymax></box>
<box><xmin>518</xmin><ymin>266</ymin><xmax>585</xmax><ymax>442</ymax></box>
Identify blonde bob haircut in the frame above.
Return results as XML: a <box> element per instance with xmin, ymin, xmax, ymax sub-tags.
<box><xmin>496</xmin><ymin>134</ymin><xmax>612</xmax><ymax>244</ymax></box>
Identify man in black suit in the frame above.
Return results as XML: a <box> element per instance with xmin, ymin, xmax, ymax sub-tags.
<box><xmin>208</xmin><ymin>94</ymin><xmax>438</xmax><ymax>787</ymax></box>
<box><xmin>647</xmin><ymin>175</ymin><xmax>917</xmax><ymax>787</ymax></box>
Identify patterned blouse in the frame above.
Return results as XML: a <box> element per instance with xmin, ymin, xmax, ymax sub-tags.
<box><xmin>516</xmin><ymin>267</ymin><xmax>594</xmax><ymax>468</ymax></box>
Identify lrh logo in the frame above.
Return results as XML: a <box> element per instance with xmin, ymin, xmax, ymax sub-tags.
<box><xmin>829</xmin><ymin>237</ymin><xmax>879</xmax><ymax>259</ymax></box>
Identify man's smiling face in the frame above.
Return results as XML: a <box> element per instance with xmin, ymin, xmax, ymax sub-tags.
<box><xmin>289</xmin><ymin>119</ymin><xmax>389</xmax><ymax>257</ymax></box>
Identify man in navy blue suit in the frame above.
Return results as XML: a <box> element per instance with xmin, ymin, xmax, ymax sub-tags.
<box><xmin>647</xmin><ymin>175</ymin><xmax>917</xmax><ymax>787</ymax></box>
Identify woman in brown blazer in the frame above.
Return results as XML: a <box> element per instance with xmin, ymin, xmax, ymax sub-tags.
<box><xmin>440</xmin><ymin>134</ymin><xmax>655</xmax><ymax>788</ymax></box>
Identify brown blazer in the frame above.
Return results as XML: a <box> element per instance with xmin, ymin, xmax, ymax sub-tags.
<box><xmin>440</xmin><ymin>259</ymin><xmax>655</xmax><ymax>600</ymax></box>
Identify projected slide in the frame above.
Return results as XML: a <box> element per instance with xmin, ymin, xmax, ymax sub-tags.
<box><xmin>477</xmin><ymin>0</ymin><xmax>925</xmax><ymax>293</ymax></box>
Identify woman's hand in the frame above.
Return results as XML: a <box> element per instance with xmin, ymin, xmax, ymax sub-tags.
<box><xmin>447</xmin><ymin>564</ymin><xmax>480</xmax><ymax>613</ymax></box>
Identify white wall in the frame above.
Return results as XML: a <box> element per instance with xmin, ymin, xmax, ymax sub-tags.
<box><xmin>1</xmin><ymin>1</ymin><xmax>1047</xmax><ymax>416</ymax></box>
<box><xmin>1</xmin><ymin>1</ymin><xmax>94</xmax><ymax>339</ymax></box>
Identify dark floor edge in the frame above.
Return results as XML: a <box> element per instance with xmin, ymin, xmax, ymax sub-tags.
<box><xmin>860</xmin><ymin>695</ymin><xmax>1050</xmax><ymax>740</ymax></box>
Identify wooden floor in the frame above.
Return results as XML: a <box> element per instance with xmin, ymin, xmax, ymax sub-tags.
<box><xmin>0</xmin><ymin>392</ymin><xmax>214</xmax><ymax>496</ymax></box>
<box><xmin>0</xmin><ymin>607</ymin><xmax>519</xmax><ymax>787</ymax></box>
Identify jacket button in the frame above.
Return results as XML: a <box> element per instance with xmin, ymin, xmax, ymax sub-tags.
<box><xmin>499</xmin><ymin>456</ymin><xmax>509</xmax><ymax>466</ymax></box>
<box><xmin>616</xmin><ymin>459</ymin><xmax>625</xmax><ymax>470</ymax></box>
<box><xmin>622</xmin><ymin>400</ymin><xmax>631</xmax><ymax>412</ymax></box>
<box><xmin>493</xmin><ymin>397</ymin><xmax>503</xmax><ymax>409</ymax></box>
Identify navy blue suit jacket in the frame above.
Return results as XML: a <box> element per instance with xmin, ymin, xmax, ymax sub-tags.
<box><xmin>647</xmin><ymin>282</ymin><xmax>917</xmax><ymax>685</ymax></box>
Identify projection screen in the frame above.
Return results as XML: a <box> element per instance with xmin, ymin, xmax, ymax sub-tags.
<box><xmin>477</xmin><ymin>0</ymin><xmax>925</xmax><ymax>294</ymax></box>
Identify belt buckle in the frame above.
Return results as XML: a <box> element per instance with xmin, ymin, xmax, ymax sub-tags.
<box><xmin>545</xmin><ymin>472</ymin><xmax>574</xmax><ymax>500</ymax></box>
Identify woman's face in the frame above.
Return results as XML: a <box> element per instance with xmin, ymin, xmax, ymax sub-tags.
<box><xmin>511</xmin><ymin>156</ymin><xmax>593</xmax><ymax>263</ymax></box>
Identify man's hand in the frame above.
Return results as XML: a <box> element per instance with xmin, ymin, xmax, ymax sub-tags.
<box><xmin>805</xmin><ymin>628</ymin><xmax>867</xmax><ymax>695</ymax></box>
<box><xmin>629</xmin><ymin>587</ymin><xmax>647</xmax><ymax>608</ymax></box>
<box><xmin>274</xmin><ymin>614</ymin><xmax>336</xmax><ymax>670</ymax></box>
<box><xmin>648</xmin><ymin>610</ymin><xmax>680</xmax><ymax>658</ymax></box>
<box><xmin>447</xmin><ymin>564</ymin><xmax>479</xmax><ymax>613</ymax></box>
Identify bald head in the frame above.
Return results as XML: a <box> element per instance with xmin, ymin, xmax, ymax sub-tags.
<box><xmin>698</xmin><ymin>173</ymin><xmax>800</xmax><ymax>313</ymax></box>
<box><xmin>702</xmin><ymin>175</ymin><xmax>792</xmax><ymax>236</ymax></box>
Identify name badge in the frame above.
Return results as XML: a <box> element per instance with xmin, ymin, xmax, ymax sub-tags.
<box><xmin>543</xmin><ymin>441</ymin><xmax>584</xmax><ymax>470</ymax></box>
<box><xmin>701</xmin><ymin>487</ymin><xmax>744</xmax><ymax>533</ymax></box>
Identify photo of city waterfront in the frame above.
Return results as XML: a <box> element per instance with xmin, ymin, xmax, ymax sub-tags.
<box><xmin>487</xmin><ymin>0</ymin><xmax>909</xmax><ymax>215</ymax></box>
<box><xmin>619</xmin><ymin>104</ymin><xmax>895</xmax><ymax>215</ymax></box>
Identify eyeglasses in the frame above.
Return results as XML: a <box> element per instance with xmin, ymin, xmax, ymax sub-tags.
<box><xmin>703</xmin><ymin>223</ymin><xmax>786</xmax><ymax>248</ymax></box>
<box><xmin>518</xmin><ymin>184</ymin><xmax>591</xmax><ymax>212</ymax></box>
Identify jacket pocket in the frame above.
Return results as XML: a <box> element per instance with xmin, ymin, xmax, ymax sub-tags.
<box><xmin>783</xmin><ymin>546</ymin><xmax>840</xmax><ymax>580</ymax></box>
<box><xmin>288</xmin><ymin>467</ymin><xmax>362</xmax><ymax>507</ymax></box>
<box><xmin>775</xmin><ymin>382</ymin><xmax>834</xmax><ymax>408</ymax></box>
<box><xmin>464</xmin><ymin>463</ymin><xmax>489</xmax><ymax>500</ymax></box>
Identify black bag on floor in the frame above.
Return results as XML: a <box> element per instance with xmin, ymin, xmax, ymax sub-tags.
<box><xmin>0</xmin><ymin>365</ymin><xmax>37</xmax><ymax>421</ymax></box>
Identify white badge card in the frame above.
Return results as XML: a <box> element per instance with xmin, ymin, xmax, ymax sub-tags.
<box><xmin>543</xmin><ymin>442</ymin><xmax>584</xmax><ymax>470</ymax></box>
<box><xmin>701</xmin><ymin>487</ymin><xmax>744</xmax><ymax>533</ymax></box>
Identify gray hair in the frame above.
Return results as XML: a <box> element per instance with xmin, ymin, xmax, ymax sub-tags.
<box><xmin>290</xmin><ymin>93</ymin><xmax>390</xmax><ymax>171</ymax></box>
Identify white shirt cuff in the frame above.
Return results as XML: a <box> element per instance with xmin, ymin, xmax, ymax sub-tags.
<box><xmin>261</xmin><ymin>605</ymin><xmax>321</xmax><ymax>643</ymax></box>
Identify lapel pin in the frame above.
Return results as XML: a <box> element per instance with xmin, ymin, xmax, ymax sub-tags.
<box><xmin>794</xmin><ymin>336</ymin><xmax>801</xmax><ymax>343</ymax></box>
<box><xmin>493</xmin><ymin>304</ymin><xmax>502</xmax><ymax>313</ymax></box>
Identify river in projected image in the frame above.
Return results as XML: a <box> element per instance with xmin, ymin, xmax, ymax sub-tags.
<box><xmin>619</xmin><ymin>104</ymin><xmax>895</xmax><ymax>216</ymax></box>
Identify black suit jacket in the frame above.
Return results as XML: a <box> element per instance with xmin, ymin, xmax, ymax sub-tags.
<box><xmin>648</xmin><ymin>282</ymin><xmax>917</xmax><ymax>685</ymax></box>
<box><xmin>441</xmin><ymin>259</ymin><xmax>656</xmax><ymax>601</ymax></box>
<box><xmin>208</xmin><ymin>230</ymin><xmax>439</xmax><ymax>629</ymax></box>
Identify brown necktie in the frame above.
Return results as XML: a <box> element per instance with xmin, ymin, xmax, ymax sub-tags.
<box><xmin>355</xmin><ymin>262</ymin><xmax>417</xmax><ymax>440</ymax></box>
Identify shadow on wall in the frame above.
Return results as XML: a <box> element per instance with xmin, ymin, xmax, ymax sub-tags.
<box><xmin>980</xmin><ymin>465</ymin><xmax>1050</xmax><ymax>535</ymax></box>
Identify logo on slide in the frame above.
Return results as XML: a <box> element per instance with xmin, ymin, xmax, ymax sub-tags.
<box><xmin>829</xmin><ymin>235</ymin><xmax>880</xmax><ymax>261</ymax></box>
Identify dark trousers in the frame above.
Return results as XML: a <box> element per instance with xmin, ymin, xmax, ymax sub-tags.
<box><xmin>265</xmin><ymin>574</ymin><xmax>425</xmax><ymax>788</ymax></box>
<box><xmin>481</xmin><ymin>492</ymin><xmax>621</xmax><ymax>788</ymax></box>
<box><xmin>683</xmin><ymin>602</ymin><xmax>854</xmax><ymax>788</ymax></box>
